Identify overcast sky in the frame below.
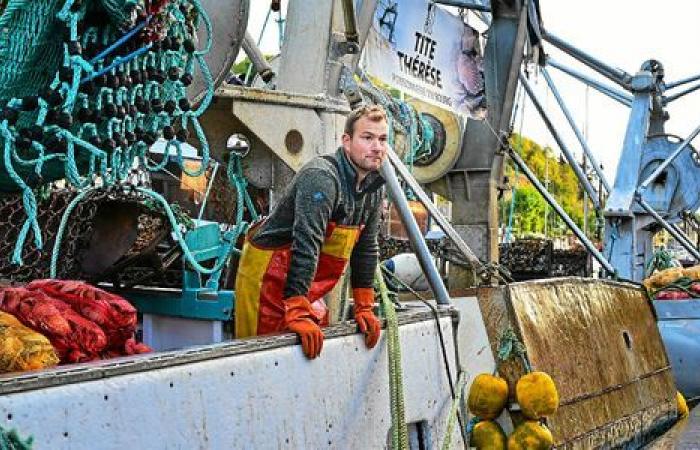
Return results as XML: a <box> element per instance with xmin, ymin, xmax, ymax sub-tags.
<box><xmin>243</xmin><ymin>1</ymin><xmax>700</xmax><ymax>182</ymax></box>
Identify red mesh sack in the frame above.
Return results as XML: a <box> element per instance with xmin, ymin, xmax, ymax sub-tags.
<box><xmin>0</xmin><ymin>288</ymin><xmax>107</xmax><ymax>363</ymax></box>
<box><xmin>103</xmin><ymin>338</ymin><xmax>153</xmax><ymax>358</ymax></box>
<box><xmin>27</xmin><ymin>279</ymin><xmax>138</xmax><ymax>351</ymax></box>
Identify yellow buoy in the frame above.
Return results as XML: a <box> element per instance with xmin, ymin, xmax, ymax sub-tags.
<box><xmin>507</xmin><ymin>420</ymin><xmax>554</xmax><ymax>450</ymax></box>
<box><xmin>468</xmin><ymin>373</ymin><xmax>509</xmax><ymax>419</ymax></box>
<box><xmin>471</xmin><ymin>420</ymin><xmax>507</xmax><ymax>450</ymax></box>
<box><xmin>516</xmin><ymin>372</ymin><xmax>559</xmax><ymax>419</ymax></box>
<box><xmin>677</xmin><ymin>391</ymin><xmax>689</xmax><ymax>418</ymax></box>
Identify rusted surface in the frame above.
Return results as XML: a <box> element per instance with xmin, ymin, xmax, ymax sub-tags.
<box><xmin>645</xmin><ymin>404</ymin><xmax>700</xmax><ymax>449</ymax></box>
<box><xmin>476</xmin><ymin>278</ymin><xmax>677</xmax><ymax>448</ymax></box>
<box><xmin>475</xmin><ymin>285</ymin><xmax>529</xmax><ymax>397</ymax></box>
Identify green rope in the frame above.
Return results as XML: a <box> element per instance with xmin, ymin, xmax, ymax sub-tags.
<box><xmin>376</xmin><ymin>266</ymin><xmax>408</xmax><ymax>450</ymax></box>
<box><xmin>49</xmin><ymin>187</ymin><xmax>95</xmax><ymax>277</ymax></box>
<box><xmin>650</xmin><ymin>276</ymin><xmax>699</xmax><ymax>299</ymax></box>
<box><xmin>441</xmin><ymin>371</ymin><xmax>467</xmax><ymax>450</ymax></box>
<box><xmin>646</xmin><ymin>248</ymin><xmax>676</xmax><ymax>278</ymax></box>
<box><xmin>227</xmin><ymin>153</ymin><xmax>259</xmax><ymax>222</ymax></box>
<box><xmin>50</xmin><ymin>152</ymin><xmax>259</xmax><ymax>279</ymax></box>
<box><xmin>0</xmin><ymin>0</ymin><xmax>221</xmax><ymax>262</ymax></box>
<box><xmin>134</xmin><ymin>187</ymin><xmax>245</xmax><ymax>275</ymax></box>
<box><xmin>0</xmin><ymin>424</ymin><xmax>33</xmax><ymax>450</ymax></box>
<box><xmin>497</xmin><ymin>327</ymin><xmax>530</xmax><ymax>372</ymax></box>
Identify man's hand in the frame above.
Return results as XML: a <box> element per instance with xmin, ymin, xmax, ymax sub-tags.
<box><xmin>284</xmin><ymin>296</ymin><xmax>324</xmax><ymax>359</ymax></box>
<box><xmin>353</xmin><ymin>288</ymin><xmax>381</xmax><ymax>348</ymax></box>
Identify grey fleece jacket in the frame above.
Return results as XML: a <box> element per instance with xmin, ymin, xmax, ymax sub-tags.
<box><xmin>251</xmin><ymin>148</ymin><xmax>385</xmax><ymax>299</ymax></box>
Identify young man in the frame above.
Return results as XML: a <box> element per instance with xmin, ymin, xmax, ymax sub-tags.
<box><xmin>235</xmin><ymin>105</ymin><xmax>388</xmax><ymax>359</ymax></box>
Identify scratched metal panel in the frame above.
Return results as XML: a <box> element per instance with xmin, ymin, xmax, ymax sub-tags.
<box><xmin>477</xmin><ymin>278</ymin><xmax>677</xmax><ymax>449</ymax></box>
<box><xmin>0</xmin><ymin>315</ymin><xmax>460</xmax><ymax>450</ymax></box>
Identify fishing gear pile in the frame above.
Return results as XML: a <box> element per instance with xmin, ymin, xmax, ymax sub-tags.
<box><xmin>0</xmin><ymin>0</ymin><xmax>214</xmax><ymax>266</ymax></box>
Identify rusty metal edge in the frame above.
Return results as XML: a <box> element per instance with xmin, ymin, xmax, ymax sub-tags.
<box><xmin>0</xmin><ymin>308</ymin><xmax>455</xmax><ymax>396</ymax></box>
<box><xmin>559</xmin><ymin>366</ymin><xmax>672</xmax><ymax>407</ymax></box>
<box><xmin>503</xmin><ymin>278</ymin><xmax>675</xmax><ymax>449</ymax></box>
<box><xmin>507</xmin><ymin>276</ymin><xmax>642</xmax><ymax>291</ymax></box>
<box><xmin>554</xmin><ymin>400</ymin><xmax>677</xmax><ymax>449</ymax></box>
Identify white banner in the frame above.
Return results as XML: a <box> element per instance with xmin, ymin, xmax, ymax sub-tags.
<box><xmin>364</xmin><ymin>0</ymin><xmax>486</xmax><ymax>119</ymax></box>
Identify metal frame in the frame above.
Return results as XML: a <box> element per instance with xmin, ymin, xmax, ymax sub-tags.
<box><xmin>637</xmin><ymin>123</ymin><xmax>700</xmax><ymax>193</ymax></box>
<box><xmin>665</xmin><ymin>72</ymin><xmax>700</xmax><ymax>90</ymax></box>
<box><xmin>386</xmin><ymin>148</ymin><xmax>482</xmax><ymax>271</ymax></box>
<box><xmin>540</xmin><ymin>66</ymin><xmax>611</xmax><ymax>194</ymax></box>
<box><xmin>517</xmin><ymin>20</ymin><xmax>700</xmax><ymax>280</ymax></box>
<box><xmin>519</xmin><ymin>72</ymin><xmax>601</xmax><ymax>207</ymax></box>
<box><xmin>433</xmin><ymin>0</ymin><xmax>528</xmax><ymax>278</ymax></box>
<box><xmin>664</xmin><ymin>80</ymin><xmax>700</xmax><ymax>104</ymax></box>
<box><xmin>381</xmin><ymin>149</ymin><xmax>452</xmax><ymax>305</ymax></box>
<box><xmin>431</xmin><ymin>0</ymin><xmax>491</xmax><ymax>11</ymax></box>
<box><xmin>546</xmin><ymin>58</ymin><xmax>632</xmax><ymax>107</ymax></box>
<box><xmin>506</xmin><ymin>144</ymin><xmax>615</xmax><ymax>275</ymax></box>
<box><xmin>541</xmin><ymin>30</ymin><xmax>632</xmax><ymax>89</ymax></box>
<box><xmin>636</xmin><ymin>197</ymin><xmax>700</xmax><ymax>260</ymax></box>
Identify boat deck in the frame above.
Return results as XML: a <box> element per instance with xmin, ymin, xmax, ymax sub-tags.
<box><xmin>646</xmin><ymin>403</ymin><xmax>700</xmax><ymax>449</ymax></box>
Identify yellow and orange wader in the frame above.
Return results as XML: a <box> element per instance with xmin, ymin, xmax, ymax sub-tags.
<box><xmin>235</xmin><ymin>222</ymin><xmax>361</xmax><ymax>338</ymax></box>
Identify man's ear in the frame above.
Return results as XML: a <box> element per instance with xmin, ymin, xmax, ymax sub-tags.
<box><xmin>341</xmin><ymin>133</ymin><xmax>351</xmax><ymax>149</ymax></box>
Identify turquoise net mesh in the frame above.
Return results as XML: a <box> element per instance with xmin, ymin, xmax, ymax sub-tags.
<box><xmin>0</xmin><ymin>0</ymin><xmax>216</xmax><ymax>265</ymax></box>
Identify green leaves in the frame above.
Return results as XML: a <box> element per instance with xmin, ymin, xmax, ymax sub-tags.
<box><xmin>502</xmin><ymin>134</ymin><xmax>594</xmax><ymax>238</ymax></box>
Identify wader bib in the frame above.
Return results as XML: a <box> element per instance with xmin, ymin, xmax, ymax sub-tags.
<box><xmin>235</xmin><ymin>221</ymin><xmax>361</xmax><ymax>337</ymax></box>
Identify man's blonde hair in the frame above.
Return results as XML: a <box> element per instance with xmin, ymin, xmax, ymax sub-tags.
<box><xmin>344</xmin><ymin>104</ymin><xmax>388</xmax><ymax>136</ymax></box>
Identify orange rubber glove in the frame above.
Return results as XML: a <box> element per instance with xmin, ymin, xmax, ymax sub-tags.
<box><xmin>353</xmin><ymin>288</ymin><xmax>381</xmax><ymax>349</ymax></box>
<box><xmin>284</xmin><ymin>296</ymin><xmax>324</xmax><ymax>359</ymax></box>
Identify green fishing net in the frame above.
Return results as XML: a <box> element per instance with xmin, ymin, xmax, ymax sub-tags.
<box><xmin>0</xmin><ymin>0</ymin><xmax>215</xmax><ymax>264</ymax></box>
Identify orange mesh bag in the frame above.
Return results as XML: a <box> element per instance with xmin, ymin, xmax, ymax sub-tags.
<box><xmin>0</xmin><ymin>310</ymin><xmax>58</xmax><ymax>372</ymax></box>
<box><xmin>0</xmin><ymin>287</ymin><xmax>107</xmax><ymax>363</ymax></box>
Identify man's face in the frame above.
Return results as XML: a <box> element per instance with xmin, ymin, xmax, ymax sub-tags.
<box><xmin>342</xmin><ymin>116</ymin><xmax>388</xmax><ymax>176</ymax></box>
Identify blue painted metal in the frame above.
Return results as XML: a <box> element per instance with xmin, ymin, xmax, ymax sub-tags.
<box><xmin>601</xmin><ymin>64</ymin><xmax>658</xmax><ymax>281</ymax></box>
<box><xmin>547</xmin><ymin>58</ymin><xmax>632</xmax><ymax>107</ymax></box>
<box><xmin>654</xmin><ymin>300</ymin><xmax>700</xmax><ymax>398</ymax></box>
<box><xmin>432</xmin><ymin>0</ymin><xmax>491</xmax><ymax>11</ymax></box>
<box><xmin>604</xmin><ymin>128</ymin><xmax>700</xmax><ymax>278</ymax></box>
<box><xmin>541</xmin><ymin>31</ymin><xmax>631</xmax><ymax>89</ymax></box>
<box><xmin>665</xmin><ymin>81</ymin><xmax>700</xmax><ymax>104</ymax></box>
<box><xmin>636</xmin><ymin>197</ymin><xmax>700</xmax><ymax>262</ymax></box>
<box><xmin>604</xmin><ymin>75</ymin><xmax>654</xmax><ymax>216</ymax></box>
<box><xmin>127</xmin><ymin>223</ymin><xmax>235</xmax><ymax>321</ymax></box>
<box><xmin>127</xmin><ymin>289</ymin><xmax>234</xmax><ymax>321</ymax></box>
<box><xmin>636</xmin><ymin>135</ymin><xmax>700</xmax><ymax>217</ymax></box>
<box><xmin>519</xmin><ymin>72</ymin><xmax>601</xmax><ymax>207</ymax></box>
<box><xmin>541</xmin><ymin>66</ymin><xmax>611</xmax><ymax>194</ymax></box>
<box><xmin>638</xmin><ymin>126</ymin><xmax>700</xmax><ymax>192</ymax></box>
<box><xmin>665</xmin><ymin>72</ymin><xmax>700</xmax><ymax>90</ymax></box>
<box><xmin>533</xmin><ymin>33</ymin><xmax>700</xmax><ymax>281</ymax></box>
